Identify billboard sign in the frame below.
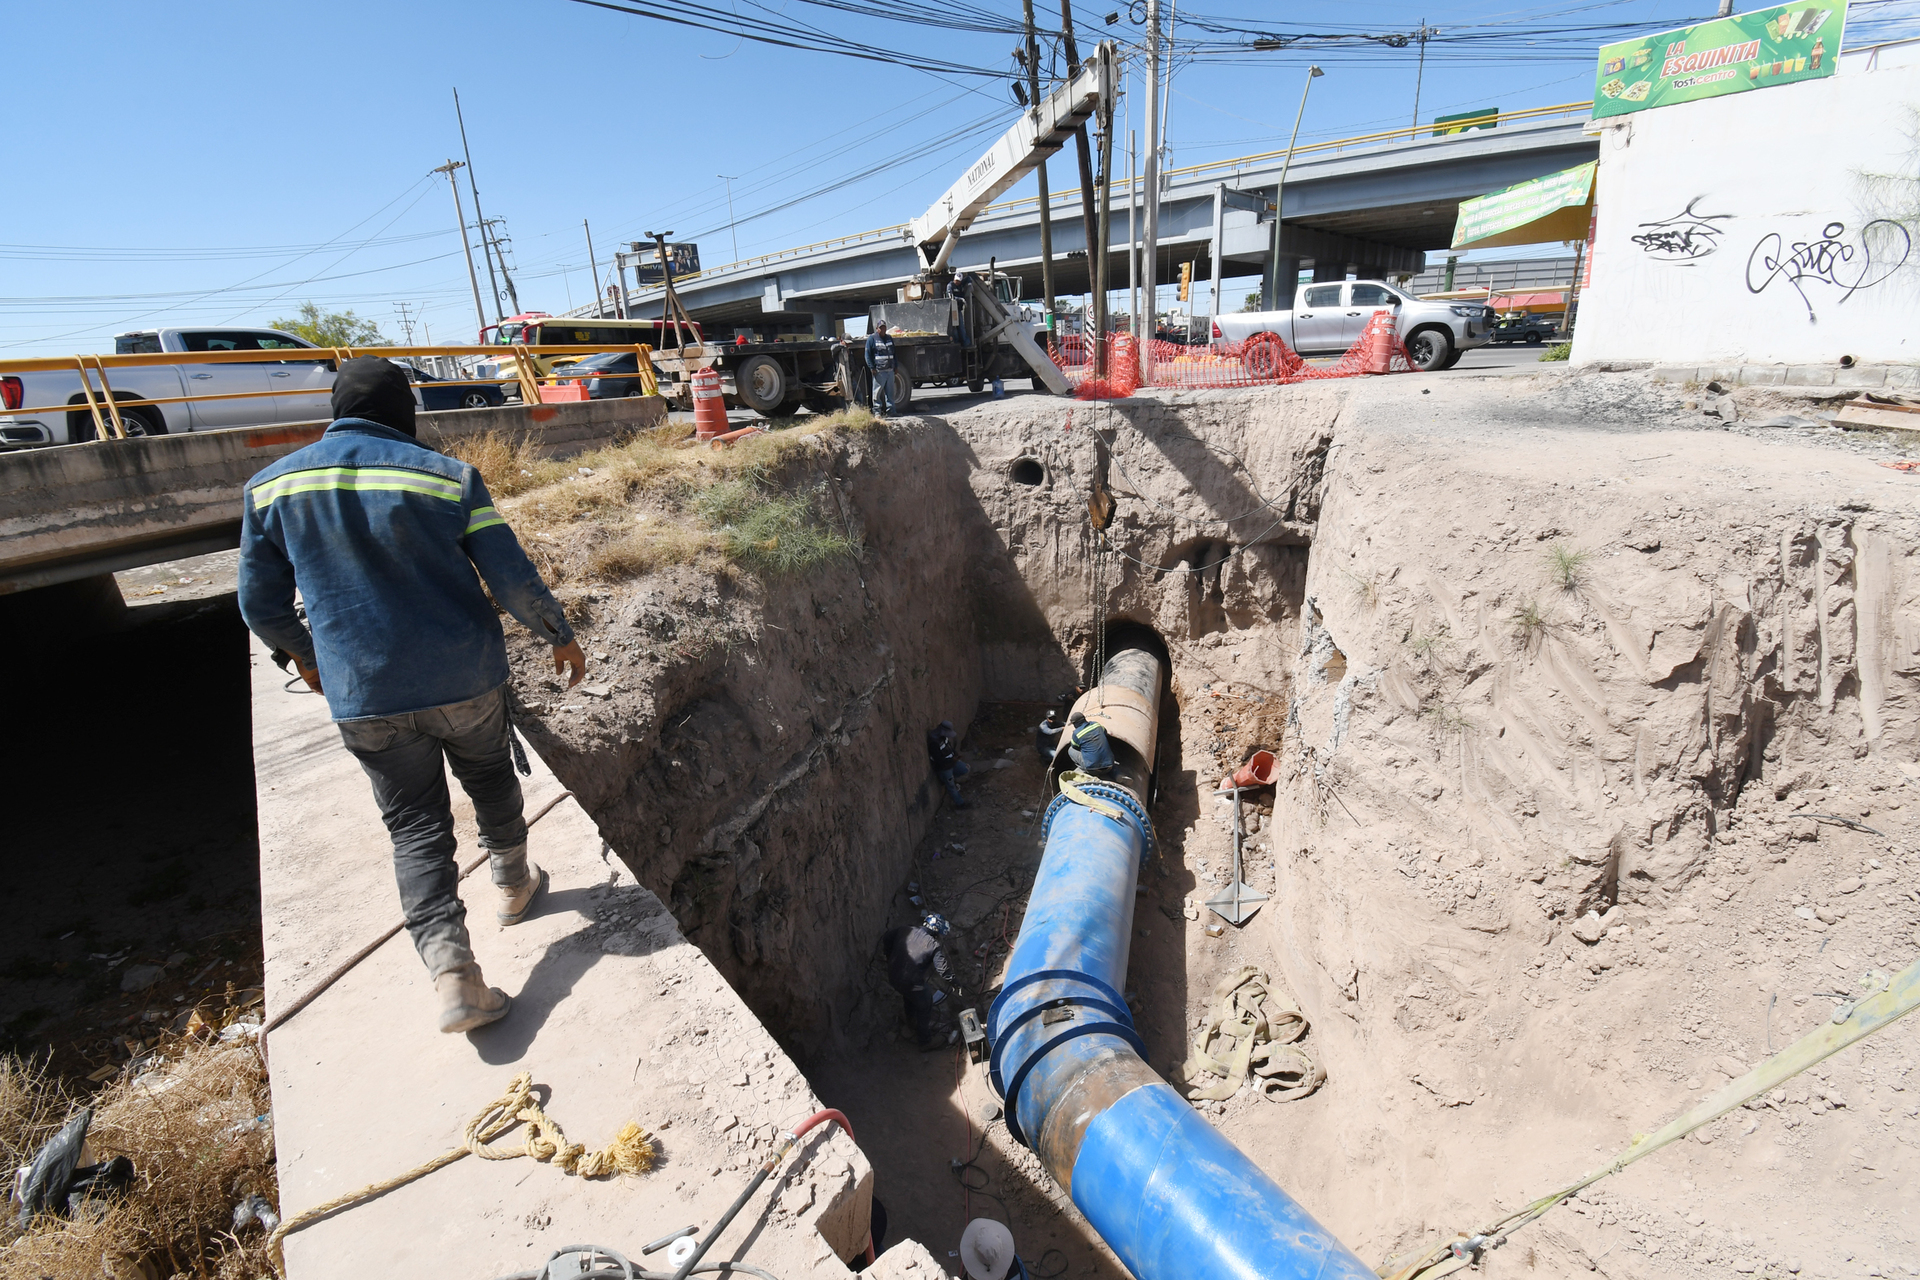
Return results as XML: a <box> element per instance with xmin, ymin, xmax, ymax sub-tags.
<box><xmin>1432</xmin><ymin>107</ymin><xmax>1499</xmax><ymax>137</ymax></box>
<box><xmin>1452</xmin><ymin>161</ymin><xmax>1596</xmax><ymax>250</ymax></box>
<box><xmin>631</xmin><ymin>242</ymin><xmax>701</xmax><ymax>285</ymax></box>
<box><xmin>1592</xmin><ymin>0</ymin><xmax>1844</xmax><ymax>120</ymax></box>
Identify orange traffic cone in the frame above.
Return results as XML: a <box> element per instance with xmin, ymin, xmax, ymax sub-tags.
<box><xmin>691</xmin><ymin>366</ymin><xmax>728</xmax><ymax>440</ymax></box>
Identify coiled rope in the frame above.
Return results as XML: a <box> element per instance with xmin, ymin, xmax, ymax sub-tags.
<box><xmin>268</xmin><ymin>1071</ymin><xmax>653</xmax><ymax>1275</ymax></box>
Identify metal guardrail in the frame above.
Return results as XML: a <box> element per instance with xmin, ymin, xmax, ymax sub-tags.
<box><xmin>0</xmin><ymin>344</ymin><xmax>658</xmax><ymax>442</ymax></box>
<box><xmin>638</xmin><ymin>100</ymin><xmax>1594</xmax><ymax>290</ymax></box>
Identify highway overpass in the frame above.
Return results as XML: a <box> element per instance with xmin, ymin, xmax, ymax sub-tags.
<box><xmin>615</xmin><ymin>103</ymin><xmax>1596</xmax><ymax>334</ymax></box>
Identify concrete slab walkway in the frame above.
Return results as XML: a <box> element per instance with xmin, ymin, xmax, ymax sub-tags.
<box><xmin>250</xmin><ymin>637</ymin><xmax>876</xmax><ymax>1278</ymax></box>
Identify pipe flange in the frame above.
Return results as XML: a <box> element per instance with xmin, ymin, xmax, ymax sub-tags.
<box><xmin>1042</xmin><ymin>784</ymin><xmax>1155</xmax><ymax>855</ymax></box>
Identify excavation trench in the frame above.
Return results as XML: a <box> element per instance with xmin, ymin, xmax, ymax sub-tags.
<box><xmin>502</xmin><ymin>377</ymin><xmax>1920</xmax><ymax>1275</ymax></box>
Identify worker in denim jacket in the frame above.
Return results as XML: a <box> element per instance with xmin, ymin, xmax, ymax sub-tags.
<box><xmin>238</xmin><ymin>357</ymin><xmax>586</xmax><ymax>1036</ymax></box>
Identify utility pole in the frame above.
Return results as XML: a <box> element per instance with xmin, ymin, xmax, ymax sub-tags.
<box><xmin>480</xmin><ymin>218</ymin><xmax>522</xmax><ymax>315</ymax></box>
<box><xmin>453</xmin><ymin>89</ymin><xmax>505</xmax><ymax>327</ymax></box>
<box><xmin>1411</xmin><ymin>21</ymin><xmax>1437</xmax><ymax>131</ymax></box>
<box><xmin>1094</xmin><ymin>56</ymin><xmax>1114</xmax><ymax>376</ymax></box>
<box><xmin>392</xmin><ymin>301</ymin><xmax>417</xmax><ymax>344</ymax></box>
<box><xmin>583</xmin><ymin>220</ymin><xmax>604</xmax><ymax>318</ymax></box>
<box><xmin>1717</xmin><ymin>0</ymin><xmax>1733</xmax><ymax>14</ymax></box>
<box><xmin>1128</xmin><ymin>129</ymin><xmax>1138</xmax><ymax>337</ymax></box>
<box><xmin>1059</xmin><ymin>0</ymin><xmax>1099</xmax><ymax>319</ymax></box>
<box><xmin>1022</xmin><ymin>0</ymin><xmax>1056</xmax><ymax>326</ymax></box>
<box><xmin>1267</xmin><ymin>66</ymin><xmax>1323</xmax><ymax>307</ymax></box>
<box><xmin>718</xmin><ymin>174</ymin><xmax>741</xmax><ymax>263</ymax></box>
<box><xmin>434</xmin><ymin>160</ymin><xmax>488</xmax><ymax>342</ymax></box>
<box><xmin>1142</xmin><ymin>0</ymin><xmax>1162</xmax><ymax>364</ymax></box>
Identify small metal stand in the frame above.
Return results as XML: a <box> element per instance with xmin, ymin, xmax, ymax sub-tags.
<box><xmin>1204</xmin><ymin>785</ymin><xmax>1269</xmax><ymax>926</ymax></box>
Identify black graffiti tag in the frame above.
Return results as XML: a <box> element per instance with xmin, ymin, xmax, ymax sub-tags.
<box><xmin>1630</xmin><ymin>197</ymin><xmax>1732</xmax><ymax>261</ymax></box>
<box><xmin>1746</xmin><ymin>219</ymin><xmax>1912</xmax><ymax>321</ymax></box>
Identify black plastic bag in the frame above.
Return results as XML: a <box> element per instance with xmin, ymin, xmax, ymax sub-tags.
<box><xmin>14</xmin><ymin>1107</ymin><xmax>91</xmax><ymax>1227</ymax></box>
<box><xmin>66</xmin><ymin>1156</ymin><xmax>136</xmax><ymax>1218</ymax></box>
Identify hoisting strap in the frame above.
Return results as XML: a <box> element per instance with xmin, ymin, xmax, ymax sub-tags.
<box><xmin>1379</xmin><ymin>958</ymin><xmax>1920</xmax><ymax>1280</ymax></box>
<box><xmin>1057</xmin><ymin>769</ymin><xmax>1127</xmax><ymax>823</ymax></box>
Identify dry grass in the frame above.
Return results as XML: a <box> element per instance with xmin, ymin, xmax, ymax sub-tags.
<box><xmin>1545</xmin><ymin>541</ymin><xmax>1591</xmax><ymax>592</ymax></box>
<box><xmin>446</xmin><ymin>412</ymin><xmax>874</xmax><ymax>586</ymax></box>
<box><xmin>1</xmin><ymin>1039</ymin><xmax>276</xmax><ymax>1279</ymax></box>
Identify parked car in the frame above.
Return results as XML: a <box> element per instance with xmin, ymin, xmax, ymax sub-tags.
<box><xmin>0</xmin><ymin>326</ymin><xmax>332</xmax><ymax>448</ymax></box>
<box><xmin>1489</xmin><ymin>316</ymin><xmax>1559</xmax><ymax>345</ymax></box>
<box><xmin>400</xmin><ymin>365</ymin><xmax>508</xmax><ymax>411</ymax></box>
<box><xmin>553</xmin><ymin>350</ymin><xmax>654</xmax><ymax>399</ymax></box>
<box><xmin>1212</xmin><ymin>280</ymin><xmax>1493</xmax><ymax>372</ymax></box>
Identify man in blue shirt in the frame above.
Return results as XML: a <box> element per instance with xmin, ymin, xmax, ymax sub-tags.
<box><xmin>864</xmin><ymin>321</ymin><xmax>897</xmax><ymax>417</ymax></box>
<box><xmin>238</xmin><ymin>358</ymin><xmax>586</xmax><ymax>1035</ymax></box>
<box><xmin>1065</xmin><ymin>711</ymin><xmax>1115</xmax><ymax>776</ymax></box>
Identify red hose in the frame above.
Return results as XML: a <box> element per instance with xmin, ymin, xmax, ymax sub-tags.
<box><xmin>787</xmin><ymin>1109</ymin><xmax>876</xmax><ymax>1265</ymax></box>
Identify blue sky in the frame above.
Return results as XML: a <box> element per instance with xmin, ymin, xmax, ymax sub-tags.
<box><xmin>4</xmin><ymin>0</ymin><xmax>1914</xmax><ymax>354</ymax></box>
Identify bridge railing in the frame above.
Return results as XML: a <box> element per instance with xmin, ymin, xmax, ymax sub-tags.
<box><xmin>637</xmin><ymin>100</ymin><xmax>1594</xmax><ymax>292</ymax></box>
<box><xmin>1</xmin><ymin>344</ymin><xmax>657</xmax><ymax>443</ymax></box>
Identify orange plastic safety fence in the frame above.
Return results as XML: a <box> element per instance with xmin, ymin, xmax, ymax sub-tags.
<box><xmin>1050</xmin><ymin>310</ymin><xmax>1418</xmax><ymax>400</ymax></box>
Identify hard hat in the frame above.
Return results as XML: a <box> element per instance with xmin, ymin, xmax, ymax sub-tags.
<box><xmin>959</xmin><ymin>1219</ymin><xmax>1017</xmax><ymax>1280</ymax></box>
<box><xmin>922</xmin><ymin>913</ymin><xmax>951</xmax><ymax>936</ymax></box>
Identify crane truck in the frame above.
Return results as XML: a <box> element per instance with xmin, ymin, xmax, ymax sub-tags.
<box><xmin>647</xmin><ymin>42</ymin><xmax>1116</xmax><ymax>416</ymax></box>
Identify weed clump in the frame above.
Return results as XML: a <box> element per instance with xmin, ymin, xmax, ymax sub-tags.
<box><xmin>1</xmin><ymin>1040</ymin><xmax>276</xmax><ymax>1279</ymax></box>
<box><xmin>1511</xmin><ymin>600</ymin><xmax>1548</xmax><ymax>647</ymax></box>
<box><xmin>1539</xmin><ymin>341</ymin><xmax>1572</xmax><ymax>362</ymax></box>
<box><xmin>1545</xmin><ymin>542</ymin><xmax>1591</xmax><ymax>591</ymax></box>
<box><xmin>694</xmin><ymin>479</ymin><xmax>854</xmax><ymax>575</ymax></box>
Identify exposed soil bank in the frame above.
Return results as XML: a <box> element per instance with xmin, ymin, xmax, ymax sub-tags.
<box><xmin>516</xmin><ymin>370</ymin><xmax>1920</xmax><ymax>1276</ymax></box>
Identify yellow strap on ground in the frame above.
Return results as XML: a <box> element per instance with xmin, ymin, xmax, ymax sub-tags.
<box><xmin>267</xmin><ymin>1071</ymin><xmax>653</xmax><ymax>1276</ymax></box>
<box><xmin>1058</xmin><ymin>769</ymin><xmax>1128</xmax><ymax>823</ymax></box>
<box><xmin>1378</xmin><ymin>957</ymin><xmax>1920</xmax><ymax>1280</ymax></box>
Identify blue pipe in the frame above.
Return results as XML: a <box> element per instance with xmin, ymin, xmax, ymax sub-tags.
<box><xmin>987</xmin><ymin>654</ymin><xmax>1373</xmax><ymax>1280</ymax></box>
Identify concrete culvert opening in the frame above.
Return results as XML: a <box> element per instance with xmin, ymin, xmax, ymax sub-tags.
<box><xmin>1009</xmin><ymin>456</ymin><xmax>1045</xmax><ymax>486</ymax></box>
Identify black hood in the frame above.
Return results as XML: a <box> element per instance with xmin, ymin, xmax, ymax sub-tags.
<box><xmin>331</xmin><ymin>357</ymin><xmax>417</xmax><ymax>437</ymax></box>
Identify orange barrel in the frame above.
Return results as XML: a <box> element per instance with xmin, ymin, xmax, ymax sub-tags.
<box><xmin>1363</xmin><ymin>311</ymin><xmax>1394</xmax><ymax>375</ymax></box>
<box><xmin>692</xmin><ymin>366</ymin><xmax>728</xmax><ymax>440</ymax></box>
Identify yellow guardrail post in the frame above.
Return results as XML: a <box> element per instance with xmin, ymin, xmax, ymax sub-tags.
<box><xmin>86</xmin><ymin>357</ymin><xmax>130</xmax><ymax>440</ymax></box>
<box><xmin>633</xmin><ymin>344</ymin><xmax>659</xmax><ymax>398</ymax></box>
<box><xmin>512</xmin><ymin>343</ymin><xmax>542</xmax><ymax>406</ymax></box>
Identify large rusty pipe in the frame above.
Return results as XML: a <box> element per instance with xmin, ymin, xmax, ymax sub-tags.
<box><xmin>991</xmin><ymin>646</ymin><xmax>1372</xmax><ymax>1280</ymax></box>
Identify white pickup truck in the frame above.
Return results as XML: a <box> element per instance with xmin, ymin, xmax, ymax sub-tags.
<box><xmin>0</xmin><ymin>326</ymin><xmax>336</xmax><ymax>449</ymax></box>
<box><xmin>1212</xmin><ymin>280</ymin><xmax>1494</xmax><ymax>372</ymax></box>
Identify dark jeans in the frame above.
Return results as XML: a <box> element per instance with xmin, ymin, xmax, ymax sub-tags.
<box><xmin>870</xmin><ymin>365</ymin><xmax>895</xmax><ymax>416</ymax></box>
<box><xmin>336</xmin><ymin>685</ymin><xmax>527</xmax><ymax>977</ymax></box>
<box><xmin>936</xmin><ymin>758</ymin><xmax>969</xmax><ymax>806</ymax></box>
<box><xmin>892</xmin><ymin>980</ymin><xmax>941</xmax><ymax>1046</ymax></box>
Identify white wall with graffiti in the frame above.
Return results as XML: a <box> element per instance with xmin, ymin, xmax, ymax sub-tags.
<box><xmin>1574</xmin><ymin>58</ymin><xmax>1919</xmax><ymax>368</ymax></box>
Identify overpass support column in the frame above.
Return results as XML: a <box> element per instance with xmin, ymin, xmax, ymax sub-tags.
<box><xmin>1311</xmin><ymin>261</ymin><xmax>1345</xmax><ymax>283</ymax></box>
<box><xmin>812</xmin><ymin>312</ymin><xmax>834</xmax><ymax>339</ymax></box>
<box><xmin>1261</xmin><ymin>256</ymin><xmax>1299</xmax><ymax>309</ymax></box>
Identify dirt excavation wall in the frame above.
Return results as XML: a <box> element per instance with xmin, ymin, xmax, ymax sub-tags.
<box><xmin>506</xmin><ymin>370</ymin><xmax>1920</xmax><ymax>1275</ymax></box>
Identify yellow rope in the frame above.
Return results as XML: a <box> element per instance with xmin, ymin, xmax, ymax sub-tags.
<box><xmin>267</xmin><ymin>1072</ymin><xmax>653</xmax><ymax>1275</ymax></box>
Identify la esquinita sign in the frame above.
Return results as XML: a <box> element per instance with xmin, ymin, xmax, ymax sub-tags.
<box><xmin>1592</xmin><ymin>0</ymin><xmax>1846</xmax><ymax>119</ymax></box>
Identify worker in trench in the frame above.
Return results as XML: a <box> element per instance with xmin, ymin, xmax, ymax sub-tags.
<box><xmin>882</xmin><ymin>913</ymin><xmax>960</xmax><ymax>1049</ymax></box>
<box><xmin>864</xmin><ymin>320</ymin><xmax>897</xmax><ymax>417</ymax></box>
<box><xmin>1065</xmin><ymin>710</ymin><xmax>1116</xmax><ymax>776</ymax></box>
<box><xmin>959</xmin><ymin>1219</ymin><xmax>1028</xmax><ymax>1280</ymax></box>
<box><xmin>927</xmin><ymin>719</ymin><xmax>971</xmax><ymax>809</ymax></box>
<box><xmin>237</xmin><ymin>357</ymin><xmax>587</xmax><ymax>1036</ymax></box>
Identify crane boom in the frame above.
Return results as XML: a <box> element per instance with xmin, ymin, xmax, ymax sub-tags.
<box><xmin>910</xmin><ymin>41</ymin><xmax>1116</xmax><ymax>272</ymax></box>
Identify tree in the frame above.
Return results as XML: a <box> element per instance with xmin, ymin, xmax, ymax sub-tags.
<box><xmin>270</xmin><ymin>302</ymin><xmax>387</xmax><ymax>348</ymax></box>
<box><xmin>1241</xmin><ymin>292</ymin><xmax>1263</xmax><ymax>312</ymax></box>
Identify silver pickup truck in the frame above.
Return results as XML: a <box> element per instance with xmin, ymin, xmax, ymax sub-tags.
<box><xmin>0</xmin><ymin>326</ymin><xmax>335</xmax><ymax>448</ymax></box>
<box><xmin>1211</xmin><ymin>280</ymin><xmax>1494</xmax><ymax>371</ymax></box>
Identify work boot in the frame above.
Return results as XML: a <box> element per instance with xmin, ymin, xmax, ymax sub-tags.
<box><xmin>435</xmin><ymin>962</ymin><xmax>511</xmax><ymax>1034</ymax></box>
<box><xmin>496</xmin><ymin>860</ymin><xmax>546</xmax><ymax>926</ymax></box>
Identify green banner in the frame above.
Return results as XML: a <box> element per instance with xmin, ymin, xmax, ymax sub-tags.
<box><xmin>1433</xmin><ymin>107</ymin><xmax>1499</xmax><ymax>137</ymax></box>
<box><xmin>1452</xmin><ymin>161</ymin><xmax>1596</xmax><ymax>250</ymax></box>
<box><xmin>1593</xmin><ymin>0</ymin><xmax>1845</xmax><ymax>119</ymax></box>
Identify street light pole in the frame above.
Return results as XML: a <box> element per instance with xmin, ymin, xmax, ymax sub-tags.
<box><xmin>1411</xmin><ymin>22</ymin><xmax>1437</xmax><ymax>130</ymax></box>
<box><xmin>1266</xmin><ymin>66</ymin><xmax>1323</xmax><ymax>308</ymax></box>
<box><xmin>1141</xmin><ymin>0</ymin><xmax>1162</xmax><ymax>365</ymax></box>
<box><xmin>718</xmin><ymin>174</ymin><xmax>740</xmax><ymax>263</ymax></box>
<box><xmin>433</xmin><ymin>159</ymin><xmax>488</xmax><ymax>342</ymax></box>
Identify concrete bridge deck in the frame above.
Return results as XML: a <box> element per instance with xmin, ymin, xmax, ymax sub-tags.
<box><xmin>249</xmin><ymin>634</ymin><xmax>904</xmax><ymax>1278</ymax></box>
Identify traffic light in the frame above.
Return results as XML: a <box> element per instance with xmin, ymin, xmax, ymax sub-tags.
<box><xmin>1178</xmin><ymin>262</ymin><xmax>1192</xmax><ymax>302</ymax></box>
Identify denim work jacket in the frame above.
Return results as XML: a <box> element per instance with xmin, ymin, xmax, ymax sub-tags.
<box><xmin>238</xmin><ymin>418</ymin><xmax>574</xmax><ymax>721</ymax></box>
